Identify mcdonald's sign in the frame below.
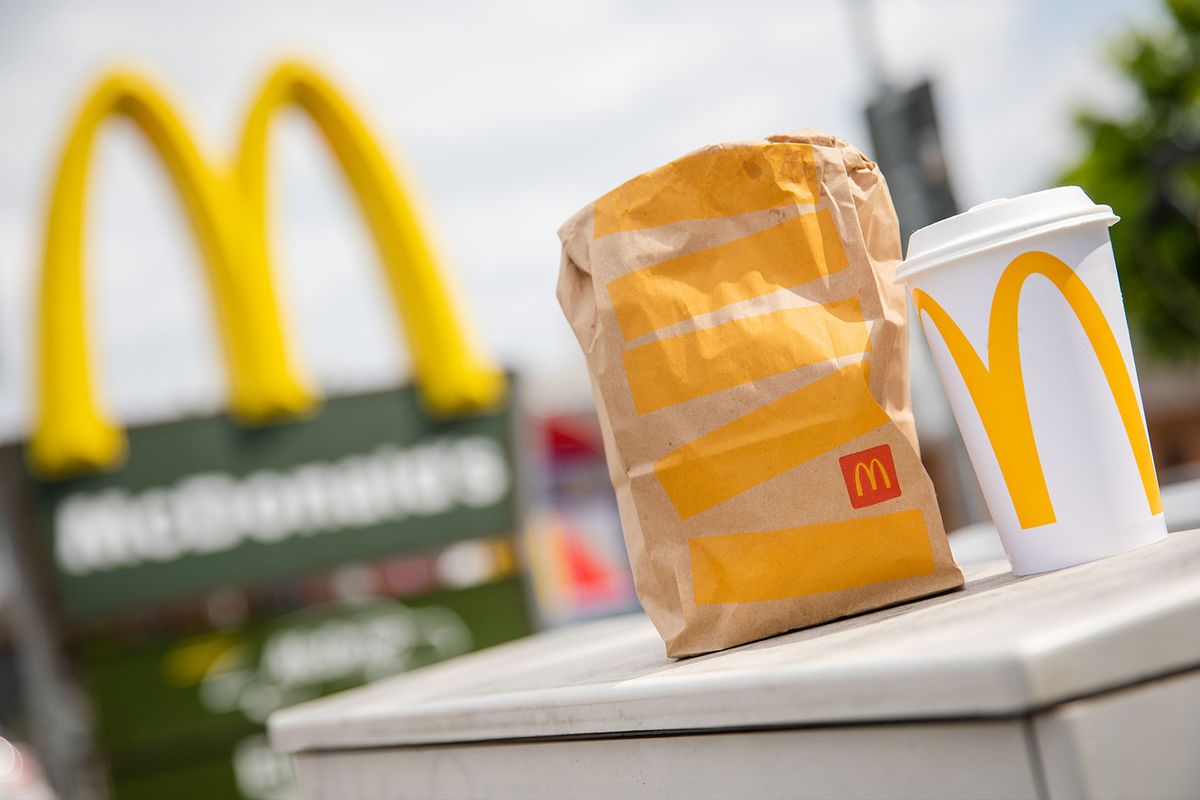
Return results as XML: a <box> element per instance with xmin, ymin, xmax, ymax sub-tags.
<box><xmin>6</xmin><ymin>61</ymin><xmax>517</xmax><ymax>619</ymax></box>
<box><xmin>2</xmin><ymin>60</ymin><xmax>533</xmax><ymax>800</ymax></box>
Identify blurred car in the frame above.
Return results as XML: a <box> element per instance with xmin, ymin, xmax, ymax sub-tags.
<box><xmin>0</xmin><ymin>737</ymin><xmax>55</xmax><ymax>800</ymax></box>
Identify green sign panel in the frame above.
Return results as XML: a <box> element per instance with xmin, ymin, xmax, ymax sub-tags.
<box><xmin>7</xmin><ymin>385</ymin><xmax>517</xmax><ymax>619</ymax></box>
<box><xmin>82</xmin><ymin>577</ymin><xmax>530</xmax><ymax>800</ymax></box>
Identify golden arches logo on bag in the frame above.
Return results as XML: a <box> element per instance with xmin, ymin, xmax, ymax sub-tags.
<box><xmin>913</xmin><ymin>250</ymin><xmax>1162</xmax><ymax>530</ymax></box>
<box><xmin>855</xmin><ymin>460</ymin><xmax>890</xmax><ymax>494</ymax></box>
<box><xmin>32</xmin><ymin>61</ymin><xmax>504</xmax><ymax>478</ymax></box>
<box><xmin>838</xmin><ymin>444</ymin><xmax>901</xmax><ymax>509</ymax></box>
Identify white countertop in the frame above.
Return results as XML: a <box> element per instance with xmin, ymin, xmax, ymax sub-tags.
<box><xmin>271</xmin><ymin>529</ymin><xmax>1200</xmax><ymax>754</ymax></box>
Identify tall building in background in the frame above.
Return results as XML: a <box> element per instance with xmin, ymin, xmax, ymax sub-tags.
<box><xmin>865</xmin><ymin>80</ymin><xmax>958</xmax><ymax>242</ymax></box>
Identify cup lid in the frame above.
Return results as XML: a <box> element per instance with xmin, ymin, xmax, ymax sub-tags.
<box><xmin>896</xmin><ymin>186</ymin><xmax>1118</xmax><ymax>283</ymax></box>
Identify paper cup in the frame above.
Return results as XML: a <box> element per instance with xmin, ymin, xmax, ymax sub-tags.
<box><xmin>896</xmin><ymin>187</ymin><xmax>1166</xmax><ymax>575</ymax></box>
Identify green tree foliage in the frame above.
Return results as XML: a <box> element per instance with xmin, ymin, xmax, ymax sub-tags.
<box><xmin>1063</xmin><ymin>0</ymin><xmax>1200</xmax><ymax>359</ymax></box>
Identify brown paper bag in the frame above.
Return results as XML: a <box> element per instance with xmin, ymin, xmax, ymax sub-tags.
<box><xmin>557</xmin><ymin>130</ymin><xmax>963</xmax><ymax>657</ymax></box>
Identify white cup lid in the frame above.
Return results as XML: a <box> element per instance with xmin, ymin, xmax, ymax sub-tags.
<box><xmin>896</xmin><ymin>186</ymin><xmax>1118</xmax><ymax>283</ymax></box>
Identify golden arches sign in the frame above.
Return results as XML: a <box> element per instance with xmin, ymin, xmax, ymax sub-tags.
<box><xmin>33</xmin><ymin>61</ymin><xmax>504</xmax><ymax>478</ymax></box>
<box><xmin>913</xmin><ymin>251</ymin><xmax>1162</xmax><ymax>529</ymax></box>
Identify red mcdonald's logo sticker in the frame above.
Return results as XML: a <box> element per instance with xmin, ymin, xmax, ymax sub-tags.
<box><xmin>839</xmin><ymin>444</ymin><xmax>901</xmax><ymax>509</ymax></box>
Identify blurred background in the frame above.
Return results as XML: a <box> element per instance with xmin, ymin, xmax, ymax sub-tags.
<box><xmin>0</xmin><ymin>0</ymin><xmax>1197</xmax><ymax>798</ymax></box>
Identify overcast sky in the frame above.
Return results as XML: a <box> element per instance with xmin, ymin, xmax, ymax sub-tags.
<box><xmin>0</xmin><ymin>0</ymin><xmax>1162</xmax><ymax>439</ymax></box>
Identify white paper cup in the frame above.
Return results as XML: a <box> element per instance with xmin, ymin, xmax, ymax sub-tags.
<box><xmin>896</xmin><ymin>187</ymin><xmax>1166</xmax><ymax>575</ymax></box>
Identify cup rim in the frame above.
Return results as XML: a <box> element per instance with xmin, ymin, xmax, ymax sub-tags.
<box><xmin>896</xmin><ymin>187</ymin><xmax>1118</xmax><ymax>284</ymax></box>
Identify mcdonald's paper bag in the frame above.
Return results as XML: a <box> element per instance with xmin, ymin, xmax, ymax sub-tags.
<box><xmin>557</xmin><ymin>131</ymin><xmax>964</xmax><ymax>657</ymax></box>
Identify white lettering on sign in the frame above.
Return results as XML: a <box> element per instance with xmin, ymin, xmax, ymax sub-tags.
<box><xmin>55</xmin><ymin>436</ymin><xmax>510</xmax><ymax>576</ymax></box>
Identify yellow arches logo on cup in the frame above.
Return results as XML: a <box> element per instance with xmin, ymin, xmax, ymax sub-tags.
<box><xmin>912</xmin><ymin>250</ymin><xmax>1162</xmax><ymax>530</ymax></box>
<box><xmin>32</xmin><ymin>61</ymin><xmax>504</xmax><ymax>478</ymax></box>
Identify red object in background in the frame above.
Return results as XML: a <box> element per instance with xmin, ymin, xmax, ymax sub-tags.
<box><xmin>839</xmin><ymin>444</ymin><xmax>902</xmax><ymax>509</ymax></box>
<box><xmin>561</xmin><ymin>527</ymin><xmax>620</xmax><ymax>605</ymax></box>
<box><xmin>543</xmin><ymin>414</ymin><xmax>605</xmax><ymax>463</ymax></box>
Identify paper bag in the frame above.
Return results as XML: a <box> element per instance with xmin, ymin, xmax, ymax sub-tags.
<box><xmin>557</xmin><ymin>131</ymin><xmax>963</xmax><ymax>657</ymax></box>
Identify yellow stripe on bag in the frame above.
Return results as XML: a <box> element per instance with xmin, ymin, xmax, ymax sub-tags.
<box><xmin>607</xmin><ymin>209</ymin><xmax>847</xmax><ymax>342</ymax></box>
<box><xmin>654</xmin><ymin>359</ymin><xmax>887</xmax><ymax>519</ymax></box>
<box><xmin>689</xmin><ymin>509</ymin><xmax>934</xmax><ymax>604</ymax></box>
<box><xmin>593</xmin><ymin>143</ymin><xmax>819</xmax><ymax>239</ymax></box>
<box><xmin>622</xmin><ymin>297</ymin><xmax>870</xmax><ymax>415</ymax></box>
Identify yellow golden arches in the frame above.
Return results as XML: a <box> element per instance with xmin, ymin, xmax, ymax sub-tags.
<box><xmin>30</xmin><ymin>61</ymin><xmax>504</xmax><ymax>478</ymax></box>
<box><xmin>913</xmin><ymin>251</ymin><xmax>1161</xmax><ymax>529</ymax></box>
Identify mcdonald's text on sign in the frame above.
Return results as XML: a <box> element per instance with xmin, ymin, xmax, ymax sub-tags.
<box><xmin>839</xmin><ymin>444</ymin><xmax>901</xmax><ymax>509</ymax></box>
<box><xmin>13</xmin><ymin>386</ymin><xmax>518</xmax><ymax>619</ymax></box>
